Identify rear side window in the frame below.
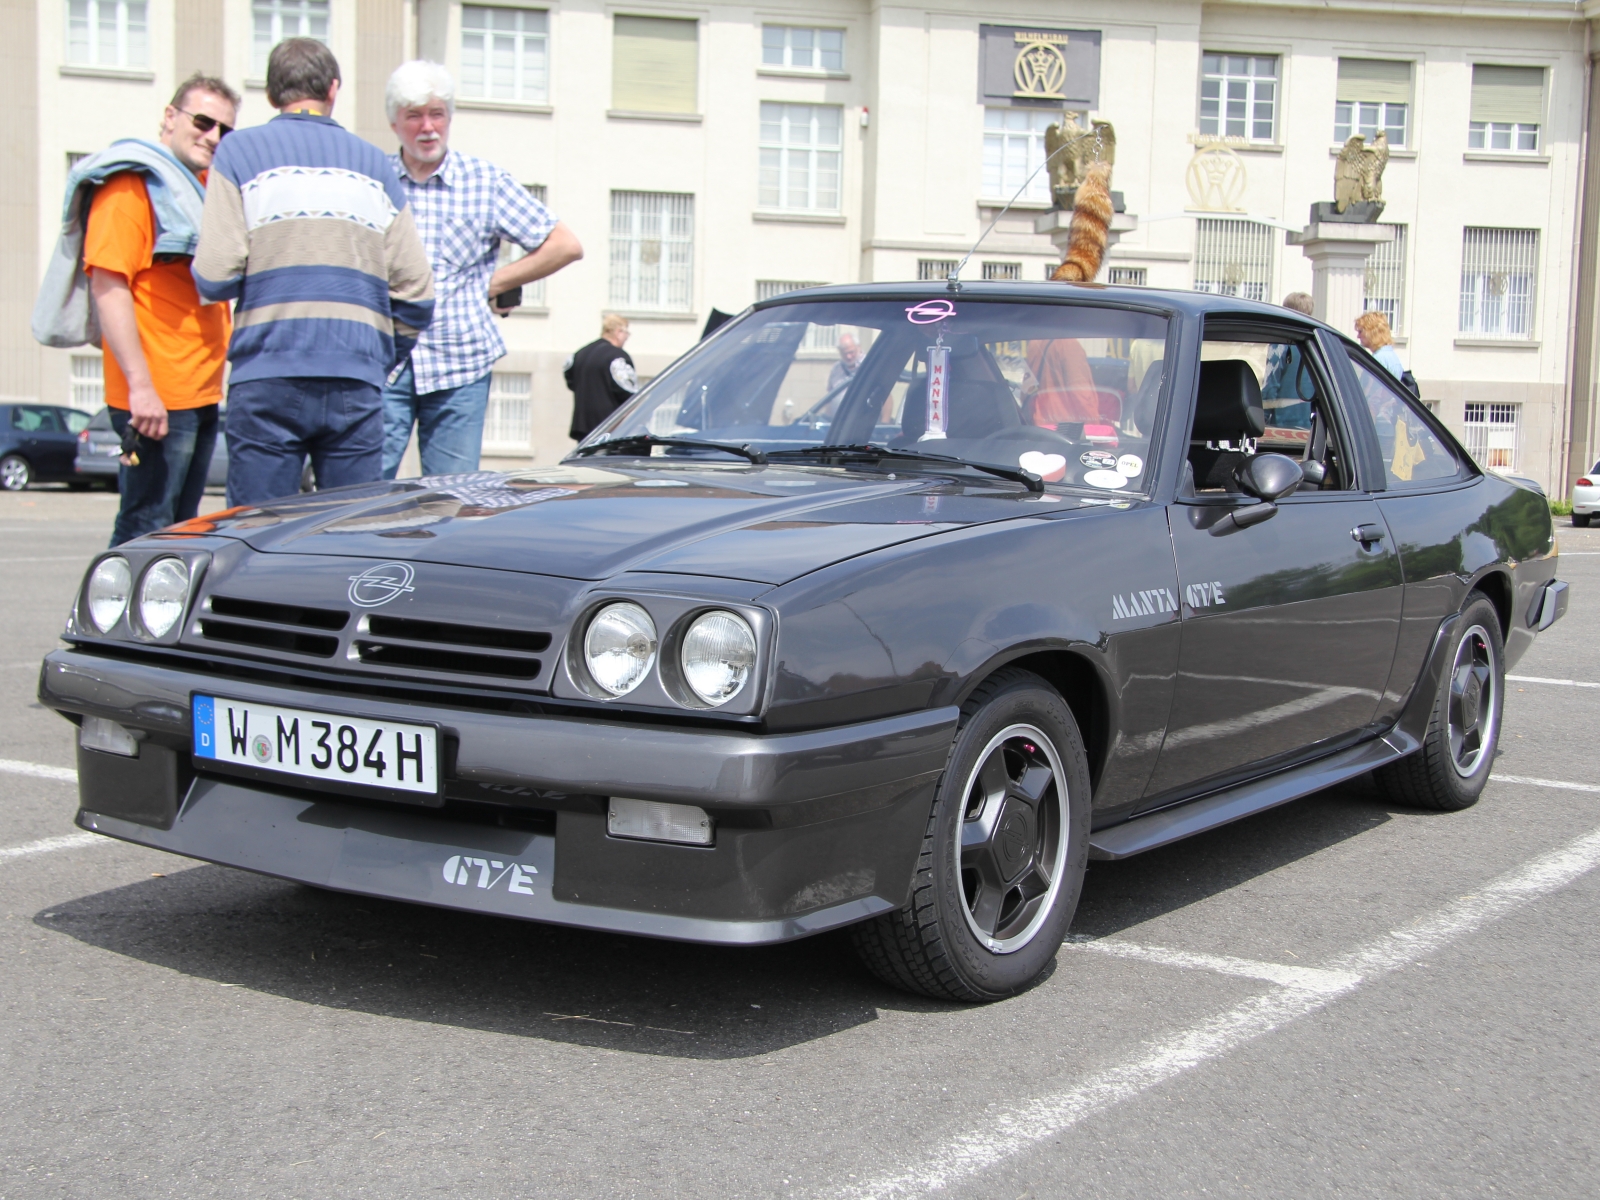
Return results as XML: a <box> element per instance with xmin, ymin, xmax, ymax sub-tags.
<box><xmin>1347</xmin><ymin>352</ymin><xmax>1461</xmax><ymax>488</ymax></box>
<box><xmin>61</xmin><ymin>409</ymin><xmax>91</xmax><ymax>434</ymax></box>
<box><xmin>10</xmin><ymin>406</ymin><xmax>59</xmax><ymax>433</ymax></box>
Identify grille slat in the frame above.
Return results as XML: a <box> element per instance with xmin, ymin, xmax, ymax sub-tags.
<box><xmin>198</xmin><ymin>619</ymin><xmax>340</xmax><ymax>658</ymax></box>
<box><xmin>209</xmin><ymin>595</ymin><xmax>348</xmax><ymax>631</ymax></box>
<box><xmin>353</xmin><ymin>641</ymin><xmax>542</xmax><ymax>679</ymax></box>
<box><xmin>366</xmin><ymin>615</ymin><xmax>549</xmax><ymax>653</ymax></box>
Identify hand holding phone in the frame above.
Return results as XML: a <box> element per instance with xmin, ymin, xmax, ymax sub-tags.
<box><xmin>119</xmin><ymin>425</ymin><xmax>140</xmax><ymax>467</ymax></box>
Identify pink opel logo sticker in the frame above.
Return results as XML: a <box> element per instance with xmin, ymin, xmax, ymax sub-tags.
<box><xmin>905</xmin><ymin>299</ymin><xmax>956</xmax><ymax>324</ymax></box>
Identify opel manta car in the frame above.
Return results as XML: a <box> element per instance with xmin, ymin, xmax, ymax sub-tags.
<box><xmin>40</xmin><ymin>283</ymin><xmax>1567</xmax><ymax>1002</ymax></box>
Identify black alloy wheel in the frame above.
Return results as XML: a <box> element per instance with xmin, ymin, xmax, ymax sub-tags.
<box><xmin>0</xmin><ymin>454</ymin><xmax>30</xmax><ymax>491</ymax></box>
<box><xmin>853</xmin><ymin>668</ymin><xmax>1090</xmax><ymax>1002</ymax></box>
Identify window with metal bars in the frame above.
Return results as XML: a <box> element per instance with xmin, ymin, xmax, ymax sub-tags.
<box><xmin>1364</xmin><ymin>224</ymin><xmax>1408</xmax><ymax>333</ymax></box>
<box><xmin>69</xmin><ymin>355</ymin><xmax>104</xmax><ymax>414</ymax></box>
<box><xmin>483</xmin><ymin>372</ymin><xmax>533</xmax><ymax>455</ymax></box>
<box><xmin>981</xmin><ymin>262</ymin><xmax>1021</xmax><ymax>281</ymax></box>
<box><xmin>67</xmin><ymin>0</ymin><xmax>148</xmax><ymax>68</ymax></box>
<box><xmin>1193</xmin><ymin>219</ymin><xmax>1273</xmax><ymax>301</ymax></box>
<box><xmin>252</xmin><ymin>0</ymin><xmax>328</xmax><ymax>77</ymax></box>
<box><xmin>1110</xmin><ymin>266</ymin><xmax>1148</xmax><ymax>286</ymax></box>
<box><xmin>1199</xmin><ymin>54</ymin><xmax>1278</xmax><ymax>143</ymax></box>
<box><xmin>918</xmin><ymin>259</ymin><xmax>958</xmax><ymax>282</ymax></box>
<box><xmin>1459</xmin><ymin>228</ymin><xmax>1537</xmax><ymax>339</ymax></box>
<box><xmin>759</xmin><ymin>103</ymin><xmax>843</xmax><ymax>211</ymax></box>
<box><xmin>610</xmin><ymin>192</ymin><xmax>694</xmax><ymax>311</ymax></box>
<box><xmin>460</xmin><ymin>6</ymin><xmax>549</xmax><ymax>104</ymax></box>
<box><xmin>1462</xmin><ymin>401</ymin><xmax>1520</xmax><ymax>471</ymax></box>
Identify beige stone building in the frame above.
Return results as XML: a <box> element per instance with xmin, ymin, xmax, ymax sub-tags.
<box><xmin>7</xmin><ymin>0</ymin><xmax>1600</xmax><ymax>489</ymax></box>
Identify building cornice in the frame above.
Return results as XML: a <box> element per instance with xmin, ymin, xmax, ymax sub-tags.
<box><xmin>1203</xmin><ymin>0</ymin><xmax>1595</xmax><ymax>23</ymax></box>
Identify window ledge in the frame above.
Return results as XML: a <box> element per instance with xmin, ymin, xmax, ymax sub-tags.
<box><xmin>752</xmin><ymin>210</ymin><xmax>846</xmax><ymax>225</ymax></box>
<box><xmin>606</xmin><ymin>109</ymin><xmax>702</xmax><ymax>124</ymax></box>
<box><xmin>59</xmin><ymin>64</ymin><xmax>155</xmax><ymax>82</ymax></box>
<box><xmin>1454</xmin><ymin>337</ymin><xmax>1541</xmax><ymax>348</ymax></box>
<box><xmin>244</xmin><ymin>78</ymin><xmax>267</xmax><ymax>90</ymax></box>
<box><xmin>978</xmin><ymin>199</ymin><xmax>1053</xmax><ymax>212</ymax></box>
<box><xmin>1463</xmin><ymin>150</ymin><xmax>1549</xmax><ymax>164</ymax></box>
<box><xmin>505</xmin><ymin>305</ymin><xmax>551</xmax><ymax>318</ymax></box>
<box><xmin>1231</xmin><ymin>142</ymin><xmax>1284</xmax><ymax>155</ymax></box>
<box><xmin>609</xmin><ymin>309</ymin><xmax>699</xmax><ymax>322</ymax></box>
<box><xmin>757</xmin><ymin>67</ymin><xmax>851</xmax><ymax>81</ymax></box>
<box><xmin>457</xmin><ymin>98</ymin><xmax>552</xmax><ymax>114</ymax></box>
<box><xmin>1328</xmin><ymin>144</ymin><xmax>1417</xmax><ymax>159</ymax></box>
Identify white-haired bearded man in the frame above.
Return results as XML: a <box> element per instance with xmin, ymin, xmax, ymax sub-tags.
<box><xmin>380</xmin><ymin>60</ymin><xmax>583</xmax><ymax>478</ymax></box>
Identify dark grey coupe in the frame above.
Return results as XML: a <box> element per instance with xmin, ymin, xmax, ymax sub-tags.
<box><xmin>39</xmin><ymin>284</ymin><xmax>1567</xmax><ymax>1002</ymax></box>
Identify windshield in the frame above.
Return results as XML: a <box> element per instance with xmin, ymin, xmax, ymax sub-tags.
<box><xmin>581</xmin><ymin>298</ymin><xmax>1172</xmax><ymax>492</ymax></box>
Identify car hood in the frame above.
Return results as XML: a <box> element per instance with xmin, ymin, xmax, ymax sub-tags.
<box><xmin>159</xmin><ymin>464</ymin><xmax>1091</xmax><ymax>585</ymax></box>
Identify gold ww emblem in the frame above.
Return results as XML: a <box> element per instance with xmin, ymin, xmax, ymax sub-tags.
<box><xmin>1012</xmin><ymin>31</ymin><xmax>1069</xmax><ymax>100</ymax></box>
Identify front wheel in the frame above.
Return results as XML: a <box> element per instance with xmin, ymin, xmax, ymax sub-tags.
<box><xmin>0</xmin><ymin>454</ymin><xmax>31</xmax><ymax>491</ymax></box>
<box><xmin>1374</xmin><ymin>594</ymin><xmax>1504</xmax><ymax>811</ymax></box>
<box><xmin>853</xmin><ymin>669</ymin><xmax>1090</xmax><ymax>1002</ymax></box>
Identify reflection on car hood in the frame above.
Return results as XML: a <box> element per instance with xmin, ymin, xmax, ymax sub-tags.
<box><xmin>158</xmin><ymin>465</ymin><xmax>1101</xmax><ymax>585</ymax></box>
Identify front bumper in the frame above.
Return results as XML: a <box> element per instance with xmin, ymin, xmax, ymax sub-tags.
<box><xmin>40</xmin><ymin>647</ymin><xmax>957</xmax><ymax>944</ymax></box>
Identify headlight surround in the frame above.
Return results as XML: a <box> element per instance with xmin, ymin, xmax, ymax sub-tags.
<box><xmin>137</xmin><ymin>557</ymin><xmax>191</xmax><ymax>639</ymax></box>
<box><xmin>583</xmin><ymin>601</ymin><xmax>658</xmax><ymax>696</ymax></box>
<box><xmin>85</xmin><ymin>557</ymin><xmax>132</xmax><ymax>633</ymax></box>
<box><xmin>680</xmin><ymin>610</ymin><xmax>757</xmax><ymax>706</ymax></box>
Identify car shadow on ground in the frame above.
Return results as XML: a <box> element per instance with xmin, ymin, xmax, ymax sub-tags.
<box><xmin>38</xmin><ymin>781</ymin><xmax>1410</xmax><ymax>1060</ymax></box>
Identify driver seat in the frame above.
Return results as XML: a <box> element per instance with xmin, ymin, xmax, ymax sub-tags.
<box><xmin>1188</xmin><ymin>359</ymin><xmax>1266</xmax><ymax>491</ymax></box>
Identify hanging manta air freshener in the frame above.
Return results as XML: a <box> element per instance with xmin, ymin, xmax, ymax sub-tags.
<box><xmin>921</xmin><ymin>332</ymin><xmax>949</xmax><ymax>441</ymax></box>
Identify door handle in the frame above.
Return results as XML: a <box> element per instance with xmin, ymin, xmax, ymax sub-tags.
<box><xmin>1351</xmin><ymin>523</ymin><xmax>1386</xmax><ymax>545</ymax></box>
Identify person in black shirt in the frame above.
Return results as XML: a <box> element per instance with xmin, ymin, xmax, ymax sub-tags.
<box><xmin>564</xmin><ymin>313</ymin><xmax>637</xmax><ymax>441</ymax></box>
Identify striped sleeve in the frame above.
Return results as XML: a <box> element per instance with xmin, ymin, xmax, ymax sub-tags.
<box><xmin>383</xmin><ymin>204</ymin><xmax>435</xmax><ymax>361</ymax></box>
<box><xmin>191</xmin><ymin>169</ymin><xmax>249</xmax><ymax>304</ymax></box>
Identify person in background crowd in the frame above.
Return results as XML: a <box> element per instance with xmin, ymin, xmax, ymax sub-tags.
<box><xmin>192</xmin><ymin>38</ymin><xmax>434</xmax><ymax>507</ymax></box>
<box><xmin>828</xmin><ymin>332</ymin><xmax>862</xmax><ymax>393</ymax></box>
<box><xmin>1355</xmin><ymin>310</ymin><xmax>1406</xmax><ymax>381</ymax></box>
<box><xmin>80</xmin><ymin>74</ymin><xmax>240</xmax><ymax>546</ymax></box>
<box><xmin>379</xmin><ymin>60</ymin><xmax>582</xmax><ymax>479</ymax></box>
<box><xmin>565</xmin><ymin>314</ymin><xmax>637</xmax><ymax>442</ymax></box>
<box><xmin>1261</xmin><ymin>291</ymin><xmax>1317</xmax><ymax>429</ymax></box>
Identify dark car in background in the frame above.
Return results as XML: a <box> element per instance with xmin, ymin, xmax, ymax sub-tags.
<box><xmin>73</xmin><ymin>406</ymin><xmax>231</xmax><ymax>493</ymax></box>
<box><xmin>2</xmin><ymin>403</ymin><xmax>94</xmax><ymax>490</ymax></box>
<box><xmin>40</xmin><ymin>284</ymin><xmax>1566</xmax><ymax>1002</ymax></box>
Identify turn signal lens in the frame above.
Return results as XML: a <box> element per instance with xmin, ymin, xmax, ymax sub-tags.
<box><xmin>137</xmin><ymin>557</ymin><xmax>191</xmax><ymax>638</ymax></box>
<box><xmin>680</xmin><ymin>610</ymin><xmax>757</xmax><ymax>705</ymax></box>
<box><xmin>86</xmin><ymin>556</ymin><xmax>132</xmax><ymax>632</ymax></box>
<box><xmin>583</xmin><ymin>602</ymin><xmax>657</xmax><ymax>696</ymax></box>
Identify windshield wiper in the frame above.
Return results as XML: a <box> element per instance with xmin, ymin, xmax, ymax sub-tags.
<box><xmin>766</xmin><ymin>444</ymin><xmax>1044</xmax><ymax>494</ymax></box>
<box><xmin>573</xmin><ymin>433</ymin><xmax>766</xmax><ymax>464</ymax></box>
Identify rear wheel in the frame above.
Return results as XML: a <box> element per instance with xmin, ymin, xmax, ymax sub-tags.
<box><xmin>1374</xmin><ymin>594</ymin><xmax>1504</xmax><ymax>811</ymax></box>
<box><xmin>0</xmin><ymin>455</ymin><xmax>30</xmax><ymax>491</ymax></box>
<box><xmin>1573</xmin><ymin>514</ymin><xmax>1591</xmax><ymax>528</ymax></box>
<box><xmin>852</xmin><ymin>669</ymin><xmax>1090</xmax><ymax>1002</ymax></box>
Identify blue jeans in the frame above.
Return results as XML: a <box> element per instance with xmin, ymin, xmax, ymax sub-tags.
<box><xmin>381</xmin><ymin>363</ymin><xmax>492</xmax><ymax>479</ymax></box>
<box><xmin>109</xmin><ymin>404</ymin><xmax>219</xmax><ymax>546</ymax></box>
<box><xmin>225</xmin><ymin>377</ymin><xmax>383</xmax><ymax>507</ymax></box>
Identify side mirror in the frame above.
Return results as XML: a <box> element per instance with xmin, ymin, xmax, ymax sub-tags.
<box><xmin>1233</xmin><ymin>453</ymin><xmax>1304</xmax><ymax>502</ymax></box>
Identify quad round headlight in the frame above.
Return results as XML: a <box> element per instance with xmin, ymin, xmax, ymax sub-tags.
<box><xmin>583</xmin><ymin>602</ymin><xmax>657</xmax><ymax>696</ymax></box>
<box><xmin>680</xmin><ymin>610</ymin><xmax>757</xmax><ymax>706</ymax></box>
<box><xmin>138</xmin><ymin>557</ymin><xmax>191</xmax><ymax>639</ymax></box>
<box><xmin>85</xmin><ymin>556</ymin><xmax>132</xmax><ymax>633</ymax></box>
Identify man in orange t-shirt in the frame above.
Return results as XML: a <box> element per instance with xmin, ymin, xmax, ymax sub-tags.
<box><xmin>85</xmin><ymin>73</ymin><xmax>239</xmax><ymax>545</ymax></box>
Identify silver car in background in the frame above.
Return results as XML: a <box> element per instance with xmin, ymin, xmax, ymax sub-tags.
<box><xmin>74</xmin><ymin>406</ymin><xmax>229</xmax><ymax>493</ymax></box>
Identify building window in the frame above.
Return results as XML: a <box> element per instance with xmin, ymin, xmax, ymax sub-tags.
<box><xmin>69</xmin><ymin>355</ymin><xmax>105</xmax><ymax>413</ymax></box>
<box><xmin>759</xmin><ymin>103</ymin><xmax>842</xmax><ymax>211</ymax></box>
<box><xmin>1199</xmin><ymin>54</ymin><xmax>1278</xmax><ymax>143</ymax></box>
<box><xmin>1109</xmin><ymin>266</ymin><xmax>1148</xmax><ymax>286</ymax></box>
<box><xmin>66</xmin><ymin>0</ymin><xmax>148</xmax><ymax>69</ymax></box>
<box><xmin>610</xmin><ymin>191</ymin><xmax>694</xmax><ymax>311</ymax></box>
<box><xmin>982</xmin><ymin>108</ymin><xmax>1053</xmax><ymax>203</ymax></box>
<box><xmin>1468</xmin><ymin>65</ymin><xmax>1543</xmax><ymax>152</ymax></box>
<box><xmin>252</xmin><ymin>0</ymin><xmax>328</xmax><ymax>77</ymax></box>
<box><xmin>612</xmin><ymin>15</ymin><xmax>697</xmax><ymax>115</ymax></box>
<box><xmin>1193</xmin><ymin>218</ymin><xmax>1273</xmax><ymax>301</ymax></box>
<box><xmin>982</xmin><ymin>262</ymin><xmax>1022</xmax><ymax>281</ymax></box>
<box><xmin>495</xmin><ymin>184</ymin><xmax>549</xmax><ymax>306</ymax></box>
<box><xmin>1335</xmin><ymin>58</ymin><xmax>1410</xmax><ymax>146</ymax></box>
<box><xmin>482</xmin><ymin>371</ymin><xmax>533</xmax><ymax>454</ymax></box>
<box><xmin>1459</xmin><ymin>227</ymin><xmax>1538</xmax><ymax>339</ymax></box>
<box><xmin>460</xmin><ymin>6</ymin><xmax>548</xmax><ymax>104</ymax></box>
<box><xmin>761</xmin><ymin>25</ymin><xmax>843</xmax><ymax>73</ymax></box>
<box><xmin>918</xmin><ymin>259</ymin><xmax>958</xmax><ymax>282</ymax></box>
<box><xmin>1462</xmin><ymin>401</ymin><xmax>1520</xmax><ymax>472</ymax></box>
<box><xmin>1365</xmin><ymin>224</ymin><xmax>1408</xmax><ymax>333</ymax></box>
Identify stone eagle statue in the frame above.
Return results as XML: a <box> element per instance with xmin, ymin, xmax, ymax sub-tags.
<box><xmin>1335</xmin><ymin>131</ymin><xmax>1389</xmax><ymax>212</ymax></box>
<box><xmin>1045</xmin><ymin>112</ymin><xmax>1116</xmax><ymax>207</ymax></box>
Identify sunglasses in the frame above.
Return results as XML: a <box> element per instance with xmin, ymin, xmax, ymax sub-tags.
<box><xmin>176</xmin><ymin>108</ymin><xmax>233</xmax><ymax>138</ymax></box>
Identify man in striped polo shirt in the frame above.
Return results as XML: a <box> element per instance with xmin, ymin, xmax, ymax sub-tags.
<box><xmin>192</xmin><ymin>38</ymin><xmax>435</xmax><ymax>507</ymax></box>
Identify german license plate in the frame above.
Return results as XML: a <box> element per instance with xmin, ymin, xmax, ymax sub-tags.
<box><xmin>192</xmin><ymin>695</ymin><xmax>439</xmax><ymax>795</ymax></box>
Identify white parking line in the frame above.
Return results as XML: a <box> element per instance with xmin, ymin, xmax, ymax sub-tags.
<box><xmin>1065</xmin><ymin>937</ymin><xmax>1359</xmax><ymax>994</ymax></box>
<box><xmin>835</xmin><ymin>823</ymin><xmax>1600</xmax><ymax>1200</ymax></box>
<box><xmin>1508</xmin><ymin>675</ymin><xmax>1600</xmax><ymax>689</ymax></box>
<box><xmin>1490</xmin><ymin>774</ymin><xmax>1600</xmax><ymax>794</ymax></box>
<box><xmin>0</xmin><ymin>832</ymin><xmax>102</xmax><ymax>862</ymax></box>
<box><xmin>0</xmin><ymin>759</ymin><xmax>77</xmax><ymax>784</ymax></box>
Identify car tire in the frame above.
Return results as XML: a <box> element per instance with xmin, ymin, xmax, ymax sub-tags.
<box><xmin>0</xmin><ymin>454</ymin><xmax>31</xmax><ymax>491</ymax></box>
<box><xmin>1573</xmin><ymin>514</ymin><xmax>1591</xmax><ymax>528</ymax></box>
<box><xmin>852</xmin><ymin>668</ymin><xmax>1090</xmax><ymax>1002</ymax></box>
<box><xmin>1373</xmin><ymin>593</ymin><xmax>1504</xmax><ymax>812</ymax></box>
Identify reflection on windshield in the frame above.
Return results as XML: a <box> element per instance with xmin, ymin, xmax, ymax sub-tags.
<box><xmin>588</xmin><ymin>299</ymin><xmax>1170</xmax><ymax>492</ymax></box>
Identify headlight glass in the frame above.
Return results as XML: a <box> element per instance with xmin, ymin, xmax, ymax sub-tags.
<box><xmin>584</xmin><ymin>602</ymin><xmax>657</xmax><ymax>696</ymax></box>
<box><xmin>86</xmin><ymin>557</ymin><xmax>132</xmax><ymax>633</ymax></box>
<box><xmin>681</xmin><ymin>610</ymin><xmax>757</xmax><ymax>705</ymax></box>
<box><xmin>137</xmin><ymin>557</ymin><xmax>191</xmax><ymax>638</ymax></box>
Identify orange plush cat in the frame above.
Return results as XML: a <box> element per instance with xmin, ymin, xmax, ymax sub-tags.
<box><xmin>1050</xmin><ymin>161</ymin><xmax>1113</xmax><ymax>283</ymax></box>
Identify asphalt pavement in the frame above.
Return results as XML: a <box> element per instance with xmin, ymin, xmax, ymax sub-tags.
<box><xmin>2</xmin><ymin>488</ymin><xmax>1597</xmax><ymax>1199</ymax></box>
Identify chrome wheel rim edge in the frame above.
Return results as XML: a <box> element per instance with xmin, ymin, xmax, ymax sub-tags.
<box><xmin>1447</xmin><ymin>622</ymin><xmax>1500</xmax><ymax>779</ymax></box>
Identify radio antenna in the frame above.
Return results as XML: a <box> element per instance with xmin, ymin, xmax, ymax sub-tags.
<box><xmin>947</xmin><ymin>135</ymin><xmax>1077</xmax><ymax>293</ymax></box>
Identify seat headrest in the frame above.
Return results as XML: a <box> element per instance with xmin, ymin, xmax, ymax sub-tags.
<box><xmin>1192</xmin><ymin>359</ymin><xmax>1266</xmax><ymax>441</ymax></box>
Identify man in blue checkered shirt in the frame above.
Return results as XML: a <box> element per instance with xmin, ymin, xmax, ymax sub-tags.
<box><xmin>380</xmin><ymin>60</ymin><xmax>583</xmax><ymax>478</ymax></box>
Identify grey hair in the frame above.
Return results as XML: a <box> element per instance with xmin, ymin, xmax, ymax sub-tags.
<box><xmin>385</xmin><ymin>60</ymin><xmax>455</xmax><ymax>123</ymax></box>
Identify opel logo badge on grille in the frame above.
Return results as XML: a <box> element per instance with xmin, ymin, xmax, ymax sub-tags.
<box><xmin>348</xmin><ymin>562</ymin><xmax>416</xmax><ymax>608</ymax></box>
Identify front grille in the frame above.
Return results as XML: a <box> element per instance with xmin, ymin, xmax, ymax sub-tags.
<box><xmin>198</xmin><ymin>619</ymin><xmax>340</xmax><ymax>658</ymax></box>
<box><xmin>353</xmin><ymin>640</ymin><xmax>542</xmax><ymax>679</ymax></box>
<box><xmin>354</xmin><ymin>614</ymin><xmax>548</xmax><ymax>680</ymax></box>
<box><xmin>209</xmin><ymin>595</ymin><xmax>348</xmax><ymax>631</ymax></box>
<box><xmin>195</xmin><ymin>595</ymin><xmax>349</xmax><ymax>659</ymax></box>
<box><xmin>366</xmin><ymin>615</ymin><xmax>550</xmax><ymax>653</ymax></box>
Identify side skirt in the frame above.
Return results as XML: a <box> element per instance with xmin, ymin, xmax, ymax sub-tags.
<box><xmin>1087</xmin><ymin>729</ymin><xmax>1419</xmax><ymax>861</ymax></box>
